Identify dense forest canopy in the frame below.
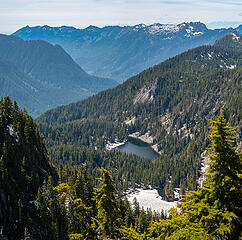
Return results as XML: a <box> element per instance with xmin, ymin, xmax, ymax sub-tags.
<box><xmin>37</xmin><ymin>33</ymin><xmax>242</xmax><ymax>196</ymax></box>
<box><xmin>0</xmin><ymin>31</ymin><xmax>241</xmax><ymax>240</ymax></box>
<box><xmin>0</xmin><ymin>96</ymin><xmax>55</xmax><ymax>238</ymax></box>
<box><xmin>0</xmin><ymin>99</ymin><xmax>241</xmax><ymax>239</ymax></box>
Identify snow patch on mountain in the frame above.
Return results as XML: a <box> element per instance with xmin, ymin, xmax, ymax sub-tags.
<box><xmin>126</xmin><ymin>188</ymin><xmax>177</xmax><ymax>213</ymax></box>
<box><xmin>148</xmin><ymin>24</ymin><xmax>179</xmax><ymax>35</ymax></box>
<box><xmin>184</xmin><ymin>25</ymin><xmax>204</xmax><ymax>37</ymax></box>
<box><xmin>8</xmin><ymin>124</ymin><xmax>19</xmax><ymax>142</ymax></box>
<box><xmin>8</xmin><ymin>124</ymin><xmax>14</xmax><ymax>136</ymax></box>
<box><xmin>231</xmin><ymin>33</ymin><xmax>240</xmax><ymax>41</ymax></box>
<box><xmin>192</xmin><ymin>32</ymin><xmax>203</xmax><ymax>36</ymax></box>
<box><xmin>198</xmin><ymin>150</ymin><xmax>210</xmax><ymax>187</ymax></box>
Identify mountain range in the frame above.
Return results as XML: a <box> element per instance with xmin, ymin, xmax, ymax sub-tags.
<box><xmin>0</xmin><ymin>34</ymin><xmax>117</xmax><ymax>117</ymax></box>
<box><xmin>1</xmin><ymin>23</ymin><xmax>241</xmax><ymax>239</ymax></box>
<box><xmin>14</xmin><ymin>22</ymin><xmax>241</xmax><ymax>81</ymax></box>
<box><xmin>37</xmin><ymin>33</ymin><xmax>242</xmax><ymax>191</ymax></box>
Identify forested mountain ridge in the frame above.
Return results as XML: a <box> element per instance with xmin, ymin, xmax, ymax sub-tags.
<box><xmin>0</xmin><ymin>57</ymin><xmax>47</xmax><ymax>115</ymax></box>
<box><xmin>14</xmin><ymin>22</ymin><xmax>240</xmax><ymax>81</ymax></box>
<box><xmin>37</xmin><ymin>33</ymin><xmax>241</xmax><ymax>194</ymax></box>
<box><xmin>0</xmin><ymin>34</ymin><xmax>117</xmax><ymax>117</ymax></box>
<box><xmin>1</xmin><ymin>96</ymin><xmax>241</xmax><ymax>239</ymax></box>
<box><xmin>37</xmin><ymin>33</ymin><xmax>241</xmax><ymax>126</ymax></box>
<box><xmin>0</xmin><ymin>97</ymin><xmax>56</xmax><ymax>238</ymax></box>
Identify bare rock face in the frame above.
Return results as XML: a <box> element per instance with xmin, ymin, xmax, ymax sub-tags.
<box><xmin>198</xmin><ymin>150</ymin><xmax>210</xmax><ymax>187</ymax></box>
<box><xmin>129</xmin><ymin>131</ymin><xmax>154</xmax><ymax>145</ymax></box>
<box><xmin>133</xmin><ymin>82</ymin><xmax>157</xmax><ymax>104</ymax></box>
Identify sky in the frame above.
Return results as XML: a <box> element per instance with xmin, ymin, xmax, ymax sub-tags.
<box><xmin>0</xmin><ymin>0</ymin><xmax>241</xmax><ymax>34</ymax></box>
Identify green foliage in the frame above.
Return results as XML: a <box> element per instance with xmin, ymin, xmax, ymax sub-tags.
<box><xmin>53</xmin><ymin>183</ymin><xmax>71</xmax><ymax>199</ymax></box>
<box><xmin>93</xmin><ymin>168</ymin><xmax>122</xmax><ymax>239</ymax></box>
<box><xmin>37</xmin><ymin>177</ymin><xmax>68</xmax><ymax>240</ymax></box>
<box><xmin>119</xmin><ymin>226</ymin><xmax>146</xmax><ymax>240</ymax></box>
<box><xmin>0</xmin><ymin>96</ymin><xmax>55</xmax><ymax>239</ymax></box>
<box><xmin>206</xmin><ymin>110</ymin><xmax>241</xmax><ymax>210</ymax></box>
<box><xmin>147</xmin><ymin>111</ymin><xmax>242</xmax><ymax>239</ymax></box>
<box><xmin>72</xmin><ymin>198</ymin><xmax>92</xmax><ymax>222</ymax></box>
<box><xmin>68</xmin><ymin>233</ymin><xmax>84</xmax><ymax>240</ymax></box>
<box><xmin>37</xmin><ymin>40</ymin><xmax>241</xmax><ymax>196</ymax></box>
<box><xmin>36</xmin><ymin>164</ymin><xmax>96</xmax><ymax>240</ymax></box>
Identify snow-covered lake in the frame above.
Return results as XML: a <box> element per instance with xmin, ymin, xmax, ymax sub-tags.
<box><xmin>126</xmin><ymin>188</ymin><xmax>177</xmax><ymax>213</ymax></box>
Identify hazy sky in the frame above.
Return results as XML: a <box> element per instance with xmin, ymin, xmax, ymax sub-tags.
<box><xmin>0</xmin><ymin>0</ymin><xmax>241</xmax><ymax>34</ymax></box>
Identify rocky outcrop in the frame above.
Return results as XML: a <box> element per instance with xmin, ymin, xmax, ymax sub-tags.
<box><xmin>134</xmin><ymin>82</ymin><xmax>157</xmax><ymax>104</ymax></box>
<box><xmin>129</xmin><ymin>131</ymin><xmax>154</xmax><ymax>144</ymax></box>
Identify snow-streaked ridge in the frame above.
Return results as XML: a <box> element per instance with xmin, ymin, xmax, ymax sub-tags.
<box><xmin>148</xmin><ymin>24</ymin><xmax>179</xmax><ymax>35</ymax></box>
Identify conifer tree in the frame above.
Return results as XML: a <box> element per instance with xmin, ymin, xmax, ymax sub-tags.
<box><xmin>147</xmin><ymin>111</ymin><xmax>241</xmax><ymax>239</ymax></box>
<box><xmin>205</xmin><ymin>110</ymin><xmax>241</xmax><ymax>211</ymax></box>
<box><xmin>93</xmin><ymin>168</ymin><xmax>122</xmax><ymax>239</ymax></box>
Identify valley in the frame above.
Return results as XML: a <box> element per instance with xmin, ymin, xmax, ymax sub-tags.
<box><xmin>37</xmin><ymin>33</ymin><xmax>241</xmax><ymax>196</ymax></box>
<box><xmin>14</xmin><ymin>22</ymin><xmax>241</xmax><ymax>81</ymax></box>
<box><xmin>0</xmin><ymin>34</ymin><xmax>117</xmax><ymax>117</ymax></box>
<box><xmin>0</xmin><ymin>16</ymin><xmax>241</xmax><ymax>239</ymax></box>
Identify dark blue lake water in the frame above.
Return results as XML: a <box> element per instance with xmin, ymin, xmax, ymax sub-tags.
<box><xmin>116</xmin><ymin>138</ymin><xmax>159</xmax><ymax>160</ymax></box>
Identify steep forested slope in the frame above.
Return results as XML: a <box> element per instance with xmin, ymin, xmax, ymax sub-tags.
<box><xmin>37</xmin><ymin>33</ymin><xmax>241</xmax><ymax>193</ymax></box>
<box><xmin>0</xmin><ymin>97</ymin><xmax>164</xmax><ymax>239</ymax></box>
<box><xmin>0</xmin><ymin>34</ymin><xmax>117</xmax><ymax>116</ymax></box>
<box><xmin>0</xmin><ymin>57</ymin><xmax>46</xmax><ymax>115</ymax></box>
<box><xmin>14</xmin><ymin>22</ymin><xmax>240</xmax><ymax>81</ymax></box>
<box><xmin>0</xmin><ymin>97</ymin><xmax>56</xmax><ymax>239</ymax></box>
<box><xmin>1</xmin><ymin>97</ymin><xmax>241</xmax><ymax>239</ymax></box>
<box><xmin>38</xmin><ymin>33</ymin><xmax>241</xmax><ymax>127</ymax></box>
<box><xmin>0</xmin><ymin>57</ymin><xmax>93</xmax><ymax>117</ymax></box>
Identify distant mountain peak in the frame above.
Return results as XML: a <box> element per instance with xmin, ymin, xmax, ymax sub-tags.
<box><xmin>130</xmin><ymin>21</ymin><xmax>208</xmax><ymax>36</ymax></box>
<box><xmin>15</xmin><ymin>21</ymin><xmax>211</xmax><ymax>37</ymax></box>
<box><xmin>134</xmin><ymin>23</ymin><xmax>146</xmax><ymax>29</ymax></box>
<box><xmin>13</xmin><ymin>22</ymin><xmax>238</xmax><ymax>81</ymax></box>
<box><xmin>229</xmin><ymin>32</ymin><xmax>241</xmax><ymax>41</ymax></box>
<box><xmin>147</xmin><ymin>23</ymin><xmax>179</xmax><ymax>35</ymax></box>
<box><xmin>235</xmin><ymin>24</ymin><xmax>242</xmax><ymax>33</ymax></box>
<box><xmin>86</xmin><ymin>25</ymin><xmax>101</xmax><ymax>31</ymax></box>
<box><xmin>177</xmin><ymin>22</ymin><xmax>208</xmax><ymax>37</ymax></box>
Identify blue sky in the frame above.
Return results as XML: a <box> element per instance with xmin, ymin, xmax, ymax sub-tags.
<box><xmin>0</xmin><ymin>0</ymin><xmax>241</xmax><ymax>34</ymax></box>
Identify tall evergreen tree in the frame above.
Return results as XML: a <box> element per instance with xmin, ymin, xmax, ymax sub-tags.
<box><xmin>93</xmin><ymin>168</ymin><xmax>122</xmax><ymax>239</ymax></box>
<box><xmin>147</xmin><ymin>111</ymin><xmax>241</xmax><ymax>239</ymax></box>
<box><xmin>205</xmin><ymin>111</ymin><xmax>241</xmax><ymax>211</ymax></box>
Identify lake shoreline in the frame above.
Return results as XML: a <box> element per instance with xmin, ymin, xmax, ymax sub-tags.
<box><xmin>128</xmin><ymin>132</ymin><xmax>162</xmax><ymax>156</ymax></box>
<box><xmin>116</xmin><ymin>139</ymin><xmax>160</xmax><ymax>160</ymax></box>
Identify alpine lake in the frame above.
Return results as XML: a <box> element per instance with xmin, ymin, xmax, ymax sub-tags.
<box><xmin>116</xmin><ymin>136</ymin><xmax>160</xmax><ymax>160</ymax></box>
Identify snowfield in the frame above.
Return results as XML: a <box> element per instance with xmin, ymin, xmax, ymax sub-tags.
<box><xmin>126</xmin><ymin>188</ymin><xmax>177</xmax><ymax>213</ymax></box>
<box><xmin>105</xmin><ymin>140</ymin><xmax>126</xmax><ymax>150</ymax></box>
